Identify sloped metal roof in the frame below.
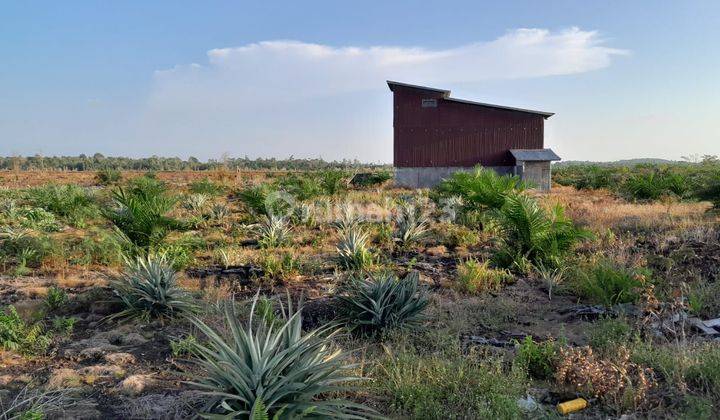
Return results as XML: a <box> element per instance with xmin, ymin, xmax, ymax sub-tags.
<box><xmin>386</xmin><ymin>80</ymin><xmax>554</xmax><ymax>118</ymax></box>
<box><xmin>510</xmin><ymin>148</ymin><xmax>561</xmax><ymax>162</ymax></box>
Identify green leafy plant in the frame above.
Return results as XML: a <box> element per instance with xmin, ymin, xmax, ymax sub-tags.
<box><xmin>455</xmin><ymin>258</ymin><xmax>513</xmax><ymax>294</ymax></box>
<box><xmin>44</xmin><ymin>286</ymin><xmax>68</xmax><ymax>311</ymax></box>
<box><xmin>435</xmin><ymin>166</ymin><xmax>524</xmax><ymax>214</ymax></box>
<box><xmin>27</xmin><ymin>184</ymin><xmax>98</xmax><ymax>227</ymax></box>
<box><xmin>0</xmin><ymin>306</ymin><xmax>52</xmax><ymax>355</ymax></box>
<box><xmin>393</xmin><ymin>200</ymin><xmax>430</xmax><ymax>247</ymax></box>
<box><xmin>338</xmin><ymin>271</ymin><xmax>428</xmax><ymax>336</ymax></box>
<box><xmin>95</xmin><ymin>168</ymin><xmax>122</xmax><ymax>185</ymax></box>
<box><xmin>515</xmin><ymin>336</ymin><xmax>559</xmax><ymax>380</ymax></box>
<box><xmin>336</xmin><ymin>225</ymin><xmax>373</xmax><ymax>270</ymax></box>
<box><xmin>51</xmin><ymin>316</ymin><xmax>76</xmax><ymax>336</ymax></box>
<box><xmin>105</xmin><ymin>178</ymin><xmax>182</xmax><ymax>251</ymax></box>
<box><xmin>253</xmin><ymin>215</ymin><xmax>292</xmax><ymax>248</ymax></box>
<box><xmin>189</xmin><ymin>178</ymin><xmax>226</xmax><ymax>196</ymax></box>
<box><xmin>187</xmin><ymin>297</ymin><xmax>374</xmax><ymax>418</ymax></box>
<box><xmin>170</xmin><ymin>334</ymin><xmax>198</xmax><ymax>357</ymax></box>
<box><xmin>576</xmin><ymin>259</ymin><xmax>648</xmax><ymax>306</ymax></box>
<box><xmin>492</xmin><ymin>194</ymin><xmax>590</xmax><ymax>268</ymax></box>
<box><xmin>375</xmin><ymin>345</ymin><xmax>527</xmax><ymax>419</ymax></box>
<box><xmin>108</xmin><ymin>254</ymin><xmax>197</xmax><ymax>322</ymax></box>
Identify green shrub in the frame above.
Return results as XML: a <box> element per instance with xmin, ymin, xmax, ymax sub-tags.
<box><xmin>0</xmin><ymin>228</ymin><xmax>57</xmax><ymax>271</ymax></box>
<box><xmin>318</xmin><ymin>169</ymin><xmax>349</xmax><ymax>195</ymax></box>
<box><xmin>0</xmin><ymin>306</ymin><xmax>52</xmax><ymax>355</ymax></box>
<box><xmin>105</xmin><ymin>177</ymin><xmax>182</xmax><ymax>251</ymax></box>
<box><xmin>188</xmin><ymin>178</ymin><xmax>226</xmax><ymax>196</ymax></box>
<box><xmin>350</xmin><ymin>170</ymin><xmax>392</xmax><ymax>188</ymax></box>
<box><xmin>492</xmin><ymin>194</ymin><xmax>590</xmax><ymax>268</ymax></box>
<box><xmin>170</xmin><ymin>334</ymin><xmax>197</xmax><ymax>357</ymax></box>
<box><xmin>374</xmin><ymin>346</ymin><xmax>527</xmax><ymax>419</ymax></box>
<box><xmin>695</xmin><ymin>171</ymin><xmax>720</xmax><ymax>209</ymax></box>
<box><xmin>95</xmin><ymin>168</ymin><xmax>122</xmax><ymax>185</ymax></box>
<box><xmin>108</xmin><ymin>254</ymin><xmax>197</xmax><ymax>322</ymax></box>
<box><xmin>237</xmin><ymin>183</ymin><xmax>290</xmax><ymax>217</ymax></box>
<box><xmin>576</xmin><ymin>260</ymin><xmax>648</xmax><ymax>306</ymax></box>
<box><xmin>257</xmin><ymin>251</ymin><xmax>302</xmax><ymax>281</ymax></box>
<box><xmin>51</xmin><ymin>316</ymin><xmax>76</xmax><ymax>335</ymax></box>
<box><xmin>16</xmin><ymin>207</ymin><xmax>61</xmax><ymax>232</ymax></box>
<box><xmin>455</xmin><ymin>258</ymin><xmax>513</xmax><ymax>294</ymax></box>
<box><xmin>633</xmin><ymin>342</ymin><xmax>720</xmax><ymax>400</ymax></box>
<box><xmin>44</xmin><ymin>286</ymin><xmax>68</xmax><ymax>311</ymax></box>
<box><xmin>27</xmin><ymin>184</ymin><xmax>98</xmax><ymax>227</ymax></box>
<box><xmin>338</xmin><ymin>272</ymin><xmax>428</xmax><ymax>336</ymax></box>
<box><xmin>515</xmin><ymin>336</ymin><xmax>559</xmax><ymax>380</ymax></box>
<box><xmin>336</xmin><ymin>225</ymin><xmax>373</xmax><ymax>270</ymax></box>
<box><xmin>188</xmin><ymin>298</ymin><xmax>373</xmax><ymax>418</ymax></box>
<box><xmin>621</xmin><ymin>170</ymin><xmax>689</xmax><ymax>200</ymax></box>
<box><xmin>588</xmin><ymin>317</ymin><xmax>632</xmax><ymax>355</ymax></box>
<box><xmin>435</xmin><ymin>166</ymin><xmax>524</xmax><ymax>214</ymax></box>
<box><xmin>440</xmin><ymin>223</ymin><xmax>479</xmax><ymax>248</ymax></box>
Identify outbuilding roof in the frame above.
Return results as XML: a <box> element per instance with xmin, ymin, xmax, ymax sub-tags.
<box><xmin>387</xmin><ymin>81</ymin><xmax>554</xmax><ymax>118</ymax></box>
<box><xmin>510</xmin><ymin>149</ymin><xmax>561</xmax><ymax>162</ymax></box>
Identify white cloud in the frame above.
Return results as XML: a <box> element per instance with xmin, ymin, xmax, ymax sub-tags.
<box><xmin>139</xmin><ymin>28</ymin><xmax>626</xmax><ymax>161</ymax></box>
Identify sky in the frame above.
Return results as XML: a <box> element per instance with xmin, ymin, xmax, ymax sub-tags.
<box><xmin>1</xmin><ymin>1</ymin><xmax>719</xmax><ymax>163</ymax></box>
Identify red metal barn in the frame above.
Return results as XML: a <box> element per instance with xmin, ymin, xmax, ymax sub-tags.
<box><xmin>388</xmin><ymin>81</ymin><xmax>560</xmax><ymax>190</ymax></box>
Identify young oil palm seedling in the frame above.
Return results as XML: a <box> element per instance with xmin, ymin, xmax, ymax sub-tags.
<box><xmin>338</xmin><ymin>271</ymin><xmax>428</xmax><ymax>336</ymax></box>
<box><xmin>187</xmin><ymin>297</ymin><xmax>374</xmax><ymax>419</ymax></box>
<box><xmin>393</xmin><ymin>200</ymin><xmax>430</xmax><ymax>248</ymax></box>
<box><xmin>336</xmin><ymin>225</ymin><xmax>373</xmax><ymax>270</ymax></box>
<box><xmin>492</xmin><ymin>194</ymin><xmax>590</xmax><ymax>269</ymax></box>
<box><xmin>254</xmin><ymin>214</ymin><xmax>292</xmax><ymax>248</ymax></box>
<box><xmin>108</xmin><ymin>253</ymin><xmax>197</xmax><ymax>322</ymax></box>
<box><xmin>105</xmin><ymin>178</ymin><xmax>183</xmax><ymax>252</ymax></box>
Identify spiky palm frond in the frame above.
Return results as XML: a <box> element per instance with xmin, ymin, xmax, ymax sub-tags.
<box><xmin>105</xmin><ymin>180</ymin><xmax>181</xmax><ymax>251</ymax></box>
<box><xmin>108</xmin><ymin>254</ymin><xmax>197</xmax><ymax>322</ymax></box>
<box><xmin>492</xmin><ymin>194</ymin><xmax>590</xmax><ymax>267</ymax></box>
<box><xmin>435</xmin><ymin>166</ymin><xmax>524</xmax><ymax>213</ymax></box>
<box><xmin>338</xmin><ymin>272</ymin><xmax>428</xmax><ymax>335</ymax></box>
<box><xmin>187</xmin><ymin>297</ymin><xmax>375</xmax><ymax>419</ymax></box>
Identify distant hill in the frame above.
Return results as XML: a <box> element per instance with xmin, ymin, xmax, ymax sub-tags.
<box><xmin>554</xmin><ymin>158</ymin><xmax>684</xmax><ymax>167</ymax></box>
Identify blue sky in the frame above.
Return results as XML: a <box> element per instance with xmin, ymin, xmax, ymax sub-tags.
<box><xmin>1</xmin><ymin>1</ymin><xmax>718</xmax><ymax>162</ymax></box>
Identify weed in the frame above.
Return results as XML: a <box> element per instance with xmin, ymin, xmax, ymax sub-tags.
<box><xmin>95</xmin><ymin>168</ymin><xmax>122</xmax><ymax>185</ymax></box>
<box><xmin>44</xmin><ymin>286</ymin><xmax>68</xmax><ymax>311</ymax></box>
<box><xmin>27</xmin><ymin>184</ymin><xmax>98</xmax><ymax>227</ymax></box>
<box><xmin>189</xmin><ymin>178</ymin><xmax>226</xmax><ymax>196</ymax></box>
<box><xmin>374</xmin><ymin>345</ymin><xmax>527</xmax><ymax>419</ymax></box>
<box><xmin>0</xmin><ymin>306</ymin><xmax>52</xmax><ymax>355</ymax></box>
<box><xmin>515</xmin><ymin>336</ymin><xmax>559</xmax><ymax>380</ymax></box>
<box><xmin>455</xmin><ymin>258</ymin><xmax>513</xmax><ymax>294</ymax></box>
<box><xmin>587</xmin><ymin>317</ymin><xmax>632</xmax><ymax>356</ymax></box>
<box><xmin>575</xmin><ymin>259</ymin><xmax>648</xmax><ymax>306</ymax></box>
<box><xmin>170</xmin><ymin>334</ymin><xmax>198</xmax><ymax>357</ymax></box>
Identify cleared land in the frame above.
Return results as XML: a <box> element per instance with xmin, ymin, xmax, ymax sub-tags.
<box><xmin>1</xmin><ymin>167</ymin><xmax>719</xmax><ymax>419</ymax></box>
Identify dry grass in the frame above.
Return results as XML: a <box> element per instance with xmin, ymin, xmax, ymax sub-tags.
<box><xmin>545</xmin><ymin>185</ymin><xmax>715</xmax><ymax>233</ymax></box>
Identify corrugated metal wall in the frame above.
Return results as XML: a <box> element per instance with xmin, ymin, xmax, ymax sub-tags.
<box><xmin>392</xmin><ymin>86</ymin><xmax>544</xmax><ymax>167</ymax></box>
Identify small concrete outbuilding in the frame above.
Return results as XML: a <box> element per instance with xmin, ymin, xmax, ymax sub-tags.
<box><xmin>389</xmin><ymin>81</ymin><xmax>560</xmax><ymax>191</ymax></box>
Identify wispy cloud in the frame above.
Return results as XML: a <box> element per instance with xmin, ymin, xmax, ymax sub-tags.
<box><xmin>140</xmin><ymin>28</ymin><xmax>626</xmax><ymax>161</ymax></box>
